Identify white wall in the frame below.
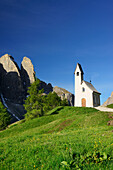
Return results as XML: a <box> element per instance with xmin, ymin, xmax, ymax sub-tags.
<box><xmin>74</xmin><ymin>64</ymin><xmax>83</xmax><ymax>106</ymax></box>
<box><xmin>81</xmin><ymin>81</ymin><xmax>93</xmax><ymax>107</ymax></box>
<box><xmin>74</xmin><ymin>64</ymin><xmax>93</xmax><ymax>107</ymax></box>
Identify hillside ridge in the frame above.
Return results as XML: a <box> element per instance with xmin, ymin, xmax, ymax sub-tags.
<box><xmin>1</xmin><ymin>107</ymin><xmax>113</xmax><ymax>169</ymax></box>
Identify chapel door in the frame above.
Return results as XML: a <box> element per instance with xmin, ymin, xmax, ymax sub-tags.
<box><xmin>82</xmin><ymin>98</ymin><xmax>86</xmax><ymax>107</ymax></box>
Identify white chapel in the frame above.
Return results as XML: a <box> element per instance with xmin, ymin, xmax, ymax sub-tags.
<box><xmin>74</xmin><ymin>63</ymin><xmax>101</xmax><ymax>107</ymax></box>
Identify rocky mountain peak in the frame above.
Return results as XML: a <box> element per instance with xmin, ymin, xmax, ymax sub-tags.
<box><xmin>102</xmin><ymin>91</ymin><xmax>113</xmax><ymax>106</ymax></box>
<box><xmin>0</xmin><ymin>54</ymin><xmax>20</xmax><ymax>76</ymax></box>
<box><xmin>0</xmin><ymin>54</ymin><xmax>36</xmax><ymax>105</ymax></box>
<box><xmin>0</xmin><ymin>54</ymin><xmax>74</xmax><ymax>122</ymax></box>
<box><xmin>0</xmin><ymin>54</ymin><xmax>36</xmax><ymax>122</ymax></box>
<box><xmin>111</xmin><ymin>92</ymin><xmax>113</xmax><ymax>97</ymax></box>
<box><xmin>0</xmin><ymin>54</ymin><xmax>24</xmax><ymax>104</ymax></box>
<box><xmin>21</xmin><ymin>56</ymin><xmax>35</xmax><ymax>84</ymax></box>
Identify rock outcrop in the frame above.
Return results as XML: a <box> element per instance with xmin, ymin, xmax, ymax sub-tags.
<box><xmin>21</xmin><ymin>57</ymin><xmax>35</xmax><ymax>96</ymax></box>
<box><xmin>53</xmin><ymin>86</ymin><xmax>74</xmax><ymax>106</ymax></box>
<box><xmin>0</xmin><ymin>54</ymin><xmax>74</xmax><ymax>122</ymax></box>
<box><xmin>0</xmin><ymin>54</ymin><xmax>24</xmax><ymax>104</ymax></box>
<box><xmin>0</xmin><ymin>54</ymin><xmax>35</xmax><ymax>122</ymax></box>
<box><xmin>103</xmin><ymin>92</ymin><xmax>113</xmax><ymax>106</ymax></box>
<box><xmin>39</xmin><ymin>80</ymin><xmax>53</xmax><ymax>94</ymax></box>
<box><xmin>38</xmin><ymin>83</ymin><xmax>74</xmax><ymax>106</ymax></box>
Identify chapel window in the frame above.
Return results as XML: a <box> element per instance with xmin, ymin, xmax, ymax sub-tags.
<box><xmin>82</xmin><ymin>87</ymin><xmax>85</xmax><ymax>92</ymax></box>
<box><xmin>77</xmin><ymin>72</ymin><xmax>79</xmax><ymax>76</ymax></box>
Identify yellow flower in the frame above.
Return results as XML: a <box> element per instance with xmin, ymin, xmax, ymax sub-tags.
<box><xmin>34</xmin><ymin>165</ymin><xmax>35</xmax><ymax>168</ymax></box>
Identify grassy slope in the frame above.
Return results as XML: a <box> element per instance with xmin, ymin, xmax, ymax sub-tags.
<box><xmin>0</xmin><ymin>106</ymin><xmax>113</xmax><ymax>169</ymax></box>
<box><xmin>107</xmin><ymin>104</ymin><xmax>113</xmax><ymax>109</ymax></box>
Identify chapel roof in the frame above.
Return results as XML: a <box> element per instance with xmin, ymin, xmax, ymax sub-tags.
<box><xmin>74</xmin><ymin>63</ymin><xmax>84</xmax><ymax>74</ymax></box>
<box><xmin>83</xmin><ymin>81</ymin><xmax>101</xmax><ymax>94</ymax></box>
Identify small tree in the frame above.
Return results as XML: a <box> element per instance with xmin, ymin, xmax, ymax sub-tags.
<box><xmin>43</xmin><ymin>92</ymin><xmax>68</xmax><ymax>113</ymax></box>
<box><xmin>24</xmin><ymin>79</ymin><xmax>69</xmax><ymax>120</ymax></box>
<box><xmin>0</xmin><ymin>101</ymin><xmax>10</xmax><ymax>130</ymax></box>
<box><xmin>24</xmin><ymin>79</ymin><xmax>45</xmax><ymax>120</ymax></box>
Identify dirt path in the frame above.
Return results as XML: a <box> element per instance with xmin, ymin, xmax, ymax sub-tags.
<box><xmin>95</xmin><ymin>106</ymin><xmax>113</xmax><ymax>112</ymax></box>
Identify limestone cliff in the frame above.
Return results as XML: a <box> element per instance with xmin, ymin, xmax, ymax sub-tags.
<box><xmin>0</xmin><ymin>54</ymin><xmax>74</xmax><ymax>122</ymax></box>
<box><xmin>0</xmin><ymin>54</ymin><xmax>35</xmax><ymax>122</ymax></box>
<box><xmin>0</xmin><ymin>54</ymin><xmax>24</xmax><ymax>104</ymax></box>
<box><xmin>21</xmin><ymin>56</ymin><xmax>35</xmax><ymax>96</ymax></box>
<box><xmin>38</xmin><ymin>83</ymin><xmax>74</xmax><ymax>106</ymax></box>
<box><xmin>53</xmin><ymin>86</ymin><xmax>74</xmax><ymax>106</ymax></box>
<box><xmin>103</xmin><ymin>92</ymin><xmax>113</xmax><ymax>106</ymax></box>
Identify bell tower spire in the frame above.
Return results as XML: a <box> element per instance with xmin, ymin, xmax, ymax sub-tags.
<box><xmin>74</xmin><ymin>63</ymin><xmax>84</xmax><ymax>106</ymax></box>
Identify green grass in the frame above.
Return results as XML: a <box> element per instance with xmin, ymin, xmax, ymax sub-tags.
<box><xmin>0</xmin><ymin>106</ymin><xmax>113</xmax><ymax>169</ymax></box>
<box><xmin>107</xmin><ymin>104</ymin><xmax>113</xmax><ymax>109</ymax></box>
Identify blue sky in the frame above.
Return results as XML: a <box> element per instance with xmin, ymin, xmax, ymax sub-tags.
<box><xmin>0</xmin><ymin>0</ymin><xmax>113</xmax><ymax>104</ymax></box>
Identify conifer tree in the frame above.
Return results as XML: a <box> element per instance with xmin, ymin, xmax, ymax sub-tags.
<box><xmin>0</xmin><ymin>101</ymin><xmax>10</xmax><ymax>130</ymax></box>
<box><xmin>24</xmin><ymin>79</ymin><xmax>68</xmax><ymax>120</ymax></box>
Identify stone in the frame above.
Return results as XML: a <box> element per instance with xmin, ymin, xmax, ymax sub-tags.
<box><xmin>108</xmin><ymin>120</ymin><xmax>113</xmax><ymax>126</ymax></box>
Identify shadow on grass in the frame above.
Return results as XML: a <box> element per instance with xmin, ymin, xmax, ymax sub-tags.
<box><xmin>48</xmin><ymin>106</ymin><xmax>64</xmax><ymax>115</ymax></box>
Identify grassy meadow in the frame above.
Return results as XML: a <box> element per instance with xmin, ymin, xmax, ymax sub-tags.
<box><xmin>0</xmin><ymin>106</ymin><xmax>113</xmax><ymax>169</ymax></box>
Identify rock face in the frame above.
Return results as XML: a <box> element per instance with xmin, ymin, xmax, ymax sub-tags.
<box><xmin>0</xmin><ymin>54</ymin><xmax>36</xmax><ymax>104</ymax></box>
<box><xmin>0</xmin><ymin>54</ymin><xmax>24</xmax><ymax>104</ymax></box>
<box><xmin>38</xmin><ymin>83</ymin><xmax>74</xmax><ymax>106</ymax></box>
<box><xmin>0</xmin><ymin>54</ymin><xmax>35</xmax><ymax>122</ymax></box>
<box><xmin>39</xmin><ymin>80</ymin><xmax>53</xmax><ymax>94</ymax></box>
<box><xmin>103</xmin><ymin>92</ymin><xmax>113</xmax><ymax>106</ymax></box>
<box><xmin>21</xmin><ymin>57</ymin><xmax>35</xmax><ymax>96</ymax></box>
<box><xmin>53</xmin><ymin>86</ymin><xmax>74</xmax><ymax>106</ymax></box>
<box><xmin>0</xmin><ymin>54</ymin><xmax>74</xmax><ymax>122</ymax></box>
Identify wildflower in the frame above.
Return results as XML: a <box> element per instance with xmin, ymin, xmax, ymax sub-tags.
<box><xmin>99</xmin><ymin>139</ymin><xmax>101</xmax><ymax>143</ymax></box>
<box><xmin>66</xmin><ymin>147</ymin><xmax>68</xmax><ymax>150</ymax></box>
<box><xmin>34</xmin><ymin>165</ymin><xmax>35</xmax><ymax>168</ymax></box>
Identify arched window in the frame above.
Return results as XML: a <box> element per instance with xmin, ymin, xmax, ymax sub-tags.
<box><xmin>77</xmin><ymin>72</ymin><xmax>79</xmax><ymax>76</ymax></box>
<box><xmin>82</xmin><ymin>87</ymin><xmax>85</xmax><ymax>92</ymax></box>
